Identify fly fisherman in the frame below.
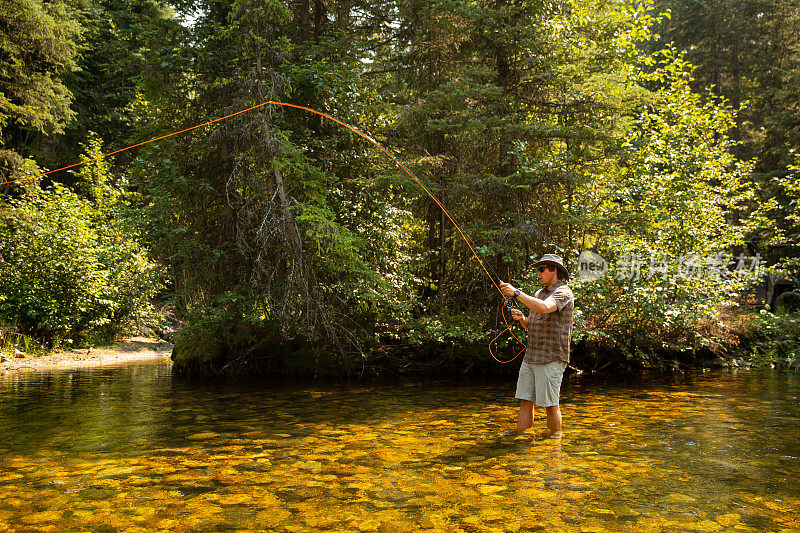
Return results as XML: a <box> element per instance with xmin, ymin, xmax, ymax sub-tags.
<box><xmin>500</xmin><ymin>254</ymin><xmax>574</xmax><ymax>438</ymax></box>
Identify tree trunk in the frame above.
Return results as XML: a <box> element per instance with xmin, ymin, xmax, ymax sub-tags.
<box><xmin>273</xmin><ymin>166</ymin><xmax>303</xmax><ymax>257</ymax></box>
<box><xmin>298</xmin><ymin>0</ymin><xmax>310</xmax><ymax>41</ymax></box>
<box><xmin>254</xmin><ymin>34</ymin><xmax>303</xmax><ymax>261</ymax></box>
<box><xmin>439</xmin><ymin>198</ymin><xmax>446</xmax><ymax>309</ymax></box>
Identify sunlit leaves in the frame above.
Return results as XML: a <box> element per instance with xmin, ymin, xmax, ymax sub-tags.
<box><xmin>570</xmin><ymin>40</ymin><xmax>760</xmax><ymax>363</ymax></box>
<box><xmin>0</xmin><ymin>138</ymin><xmax>160</xmax><ymax>346</ymax></box>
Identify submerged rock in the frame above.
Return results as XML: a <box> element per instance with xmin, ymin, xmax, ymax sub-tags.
<box><xmin>664</xmin><ymin>493</ymin><xmax>697</xmax><ymax>504</ymax></box>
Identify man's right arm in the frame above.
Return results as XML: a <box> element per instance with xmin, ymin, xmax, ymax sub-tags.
<box><xmin>500</xmin><ymin>282</ymin><xmax>556</xmax><ymax>314</ymax></box>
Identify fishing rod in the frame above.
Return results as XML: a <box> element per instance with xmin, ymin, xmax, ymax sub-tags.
<box><xmin>1</xmin><ymin>101</ymin><xmax>528</xmax><ymax>363</ymax></box>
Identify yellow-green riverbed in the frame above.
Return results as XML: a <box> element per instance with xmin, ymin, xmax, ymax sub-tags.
<box><xmin>0</xmin><ymin>364</ymin><xmax>798</xmax><ymax>532</ymax></box>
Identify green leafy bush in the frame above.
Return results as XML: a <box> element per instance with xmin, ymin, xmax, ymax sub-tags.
<box><xmin>0</xmin><ymin>141</ymin><xmax>160</xmax><ymax>347</ymax></box>
<box><xmin>572</xmin><ymin>270</ymin><xmax>749</xmax><ymax>367</ymax></box>
<box><xmin>740</xmin><ymin>311</ymin><xmax>800</xmax><ymax>369</ymax></box>
<box><xmin>567</xmin><ymin>48</ymin><xmax>760</xmax><ymax>368</ymax></box>
<box><xmin>0</xmin><ymin>183</ymin><xmax>159</xmax><ymax>346</ymax></box>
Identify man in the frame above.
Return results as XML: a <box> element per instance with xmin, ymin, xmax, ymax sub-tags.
<box><xmin>500</xmin><ymin>254</ymin><xmax>574</xmax><ymax>438</ymax></box>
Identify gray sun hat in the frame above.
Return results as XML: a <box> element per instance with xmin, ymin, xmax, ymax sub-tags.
<box><xmin>533</xmin><ymin>254</ymin><xmax>570</xmax><ymax>280</ymax></box>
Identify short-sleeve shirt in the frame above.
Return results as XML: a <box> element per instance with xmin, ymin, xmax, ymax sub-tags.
<box><xmin>524</xmin><ymin>280</ymin><xmax>574</xmax><ymax>365</ymax></box>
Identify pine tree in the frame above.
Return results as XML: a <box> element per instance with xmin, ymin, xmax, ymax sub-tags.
<box><xmin>0</xmin><ymin>0</ymin><xmax>81</xmax><ymax>184</ymax></box>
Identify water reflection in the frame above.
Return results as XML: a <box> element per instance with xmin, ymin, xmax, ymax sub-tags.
<box><xmin>0</xmin><ymin>364</ymin><xmax>798</xmax><ymax>531</ymax></box>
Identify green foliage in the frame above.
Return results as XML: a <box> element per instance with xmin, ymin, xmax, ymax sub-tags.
<box><xmin>652</xmin><ymin>0</ymin><xmax>800</xmax><ymax>167</ymax></box>
<box><xmin>573</xmin><ymin>270</ymin><xmax>746</xmax><ymax>367</ymax></box>
<box><xmin>607</xmin><ymin>48</ymin><xmax>756</xmax><ymax>253</ymax></box>
<box><xmin>0</xmin><ymin>0</ymin><xmax>82</xmax><ymax>181</ymax></box>
<box><xmin>135</xmin><ymin>0</ymin><xmax>772</xmax><ymax>374</ymax></box>
<box><xmin>45</xmin><ymin>0</ymin><xmax>177</xmax><ymax>169</ymax></box>
<box><xmin>571</xmin><ymin>42</ymin><xmax>759</xmax><ymax>366</ymax></box>
<box><xmin>771</xmin><ymin>154</ymin><xmax>800</xmax><ymax>277</ymax></box>
<box><xmin>650</xmin><ymin>0</ymin><xmax>800</xmax><ymax>256</ymax></box>
<box><xmin>743</xmin><ymin>311</ymin><xmax>800</xmax><ymax>369</ymax></box>
<box><xmin>0</xmin><ymin>0</ymin><xmax>81</xmax><ymax>134</ymax></box>
<box><xmin>129</xmin><ymin>0</ymin><xmax>410</xmax><ymax>374</ymax></box>
<box><xmin>0</xmin><ymin>0</ymin><xmax>793</xmax><ymax>375</ymax></box>
<box><xmin>0</xmin><ymin>140</ymin><xmax>160</xmax><ymax>347</ymax></box>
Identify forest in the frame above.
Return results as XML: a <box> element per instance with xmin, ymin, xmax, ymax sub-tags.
<box><xmin>1</xmin><ymin>0</ymin><xmax>799</xmax><ymax>376</ymax></box>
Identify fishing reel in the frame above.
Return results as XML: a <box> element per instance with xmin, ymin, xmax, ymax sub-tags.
<box><xmin>504</xmin><ymin>288</ymin><xmax>521</xmax><ymax>308</ymax></box>
<box><xmin>491</xmin><ymin>287</ymin><xmax>527</xmax><ymax>364</ymax></box>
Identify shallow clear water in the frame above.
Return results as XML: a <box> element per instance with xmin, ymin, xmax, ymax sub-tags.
<box><xmin>0</xmin><ymin>363</ymin><xmax>798</xmax><ymax>532</ymax></box>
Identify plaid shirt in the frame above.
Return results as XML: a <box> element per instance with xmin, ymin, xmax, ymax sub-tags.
<box><xmin>523</xmin><ymin>280</ymin><xmax>574</xmax><ymax>365</ymax></box>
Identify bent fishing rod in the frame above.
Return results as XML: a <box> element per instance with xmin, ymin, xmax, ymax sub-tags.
<box><xmin>1</xmin><ymin>101</ymin><xmax>527</xmax><ymax>363</ymax></box>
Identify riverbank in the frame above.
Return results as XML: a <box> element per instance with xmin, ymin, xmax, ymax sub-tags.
<box><xmin>0</xmin><ymin>336</ymin><xmax>172</xmax><ymax>372</ymax></box>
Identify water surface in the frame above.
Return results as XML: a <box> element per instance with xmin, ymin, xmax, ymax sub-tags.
<box><xmin>0</xmin><ymin>364</ymin><xmax>798</xmax><ymax>532</ymax></box>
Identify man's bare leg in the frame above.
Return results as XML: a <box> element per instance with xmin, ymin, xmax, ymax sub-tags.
<box><xmin>545</xmin><ymin>405</ymin><xmax>562</xmax><ymax>437</ymax></box>
<box><xmin>517</xmin><ymin>400</ymin><xmax>535</xmax><ymax>434</ymax></box>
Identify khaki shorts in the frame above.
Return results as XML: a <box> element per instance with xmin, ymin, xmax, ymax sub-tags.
<box><xmin>515</xmin><ymin>359</ymin><xmax>567</xmax><ymax>407</ymax></box>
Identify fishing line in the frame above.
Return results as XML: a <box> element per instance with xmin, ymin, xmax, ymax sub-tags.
<box><xmin>1</xmin><ymin>101</ymin><xmax>527</xmax><ymax>363</ymax></box>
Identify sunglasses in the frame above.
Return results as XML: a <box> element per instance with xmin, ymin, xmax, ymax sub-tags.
<box><xmin>537</xmin><ymin>266</ymin><xmax>551</xmax><ymax>273</ymax></box>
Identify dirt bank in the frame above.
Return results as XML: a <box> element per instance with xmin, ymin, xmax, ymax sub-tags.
<box><xmin>1</xmin><ymin>337</ymin><xmax>172</xmax><ymax>372</ymax></box>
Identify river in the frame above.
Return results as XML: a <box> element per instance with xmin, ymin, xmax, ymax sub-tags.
<box><xmin>0</xmin><ymin>363</ymin><xmax>798</xmax><ymax>532</ymax></box>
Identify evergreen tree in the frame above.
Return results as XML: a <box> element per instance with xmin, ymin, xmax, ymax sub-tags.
<box><xmin>652</xmin><ymin>0</ymin><xmax>800</xmax><ymax>207</ymax></box>
<box><xmin>387</xmin><ymin>0</ymin><xmax>654</xmax><ymax>323</ymax></box>
<box><xmin>135</xmin><ymin>0</ymin><xmax>406</xmax><ymax>373</ymax></box>
<box><xmin>40</xmin><ymin>0</ymin><xmax>177</xmax><ymax>172</ymax></box>
<box><xmin>0</xmin><ymin>0</ymin><xmax>81</xmax><ymax>184</ymax></box>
